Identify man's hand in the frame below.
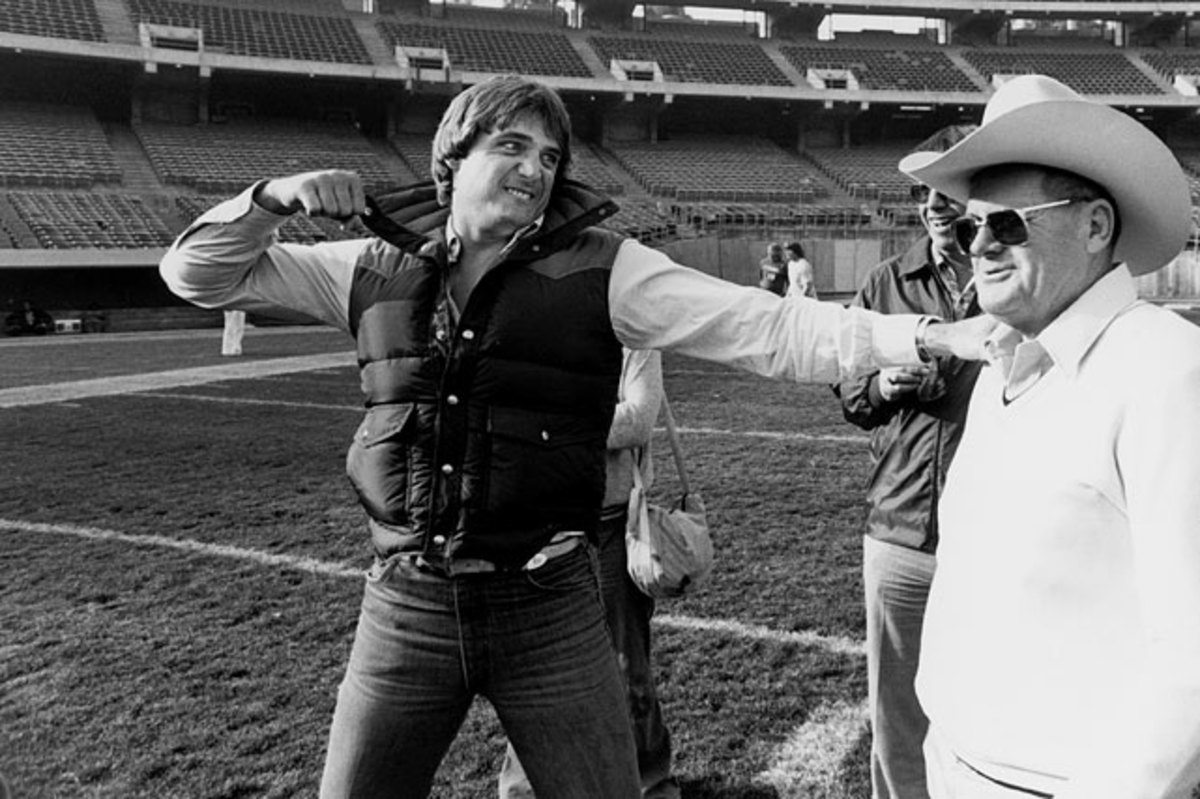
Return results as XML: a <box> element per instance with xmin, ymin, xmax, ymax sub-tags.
<box><xmin>922</xmin><ymin>315</ymin><xmax>998</xmax><ymax>362</ymax></box>
<box><xmin>253</xmin><ymin>170</ymin><xmax>366</xmax><ymax>220</ymax></box>
<box><xmin>878</xmin><ymin>366</ymin><xmax>931</xmax><ymax>402</ymax></box>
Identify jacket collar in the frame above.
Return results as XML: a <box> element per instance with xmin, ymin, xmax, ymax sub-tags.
<box><xmin>361</xmin><ymin>179</ymin><xmax>620</xmax><ymax>261</ymax></box>
<box><xmin>897</xmin><ymin>235</ymin><xmax>936</xmax><ymax>277</ymax></box>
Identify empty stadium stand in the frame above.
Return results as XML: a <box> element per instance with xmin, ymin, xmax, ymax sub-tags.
<box><xmin>609</xmin><ymin>136</ymin><xmax>831</xmax><ymax>202</ymax></box>
<box><xmin>135</xmin><ymin>120</ymin><xmax>393</xmax><ymax>194</ymax></box>
<box><xmin>0</xmin><ymin>104</ymin><xmax>121</xmax><ymax>188</ymax></box>
<box><xmin>603</xmin><ymin>198</ymin><xmax>676</xmax><ymax>242</ymax></box>
<box><xmin>960</xmin><ymin>47</ymin><xmax>1164</xmax><ymax>95</ymax></box>
<box><xmin>780</xmin><ymin>41</ymin><xmax>978</xmax><ymax>93</ymax></box>
<box><xmin>0</xmin><ymin>0</ymin><xmax>105</xmax><ymax>42</ymax></box>
<box><xmin>587</xmin><ymin>33</ymin><xmax>792</xmax><ymax>86</ymax></box>
<box><xmin>805</xmin><ymin>145</ymin><xmax>914</xmax><ymax>202</ymax></box>
<box><xmin>1140</xmin><ymin>48</ymin><xmax>1200</xmax><ymax>88</ymax></box>
<box><xmin>6</xmin><ymin>192</ymin><xmax>176</xmax><ymax>249</ymax></box>
<box><xmin>376</xmin><ymin>17</ymin><xmax>592</xmax><ymax>77</ymax></box>
<box><xmin>125</xmin><ymin>0</ymin><xmax>371</xmax><ymax>64</ymax></box>
<box><xmin>175</xmin><ymin>195</ymin><xmax>360</xmax><ymax>244</ymax></box>
<box><xmin>389</xmin><ymin>134</ymin><xmax>433</xmax><ymax>182</ymax></box>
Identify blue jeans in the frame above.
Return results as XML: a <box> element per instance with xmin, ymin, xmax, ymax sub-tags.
<box><xmin>319</xmin><ymin>544</ymin><xmax>641</xmax><ymax>799</ymax></box>
<box><xmin>863</xmin><ymin>535</ymin><xmax>936</xmax><ymax>799</ymax></box>
<box><xmin>497</xmin><ymin>514</ymin><xmax>679</xmax><ymax>799</ymax></box>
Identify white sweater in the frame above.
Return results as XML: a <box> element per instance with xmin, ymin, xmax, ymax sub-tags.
<box><xmin>919</xmin><ymin>266</ymin><xmax>1200</xmax><ymax>798</ymax></box>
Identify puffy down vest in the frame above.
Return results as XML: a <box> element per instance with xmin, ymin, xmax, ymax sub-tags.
<box><xmin>345</xmin><ymin>190</ymin><xmax>625</xmax><ymax>570</ymax></box>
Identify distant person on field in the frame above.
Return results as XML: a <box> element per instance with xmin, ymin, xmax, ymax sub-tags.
<box><xmin>3</xmin><ymin>300</ymin><xmax>53</xmax><ymax>336</ymax></box>
<box><xmin>758</xmin><ymin>241</ymin><xmax>788</xmax><ymax>295</ymax></box>
<box><xmin>222</xmin><ymin>309</ymin><xmax>246</xmax><ymax>356</ymax></box>
<box><xmin>498</xmin><ymin>348</ymin><xmax>679</xmax><ymax>799</ymax></box>
<box><xmin>160</xmin><ymin>74</ymin><xmax>991</xmax><ymax>798</ymax></box>
<box><xmin>902</xmin><ymin>75</ymin><xmax>1200</xmax><ymax>798</ymax></box>
<box><xmin>784</xmin><ymin>241</ymin><xmax>817</xmax><ymax>299</ymax></box>
<box><xmin>835</xmin><ymin>123</ymin><xmax>980</xmax><ymax>799</ymax></box>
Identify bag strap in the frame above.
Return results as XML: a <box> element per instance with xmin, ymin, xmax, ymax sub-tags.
<box><xmin>660</xmin><ymin>391</ymin><xmax>690</xmax><ymax>497</ymax></box>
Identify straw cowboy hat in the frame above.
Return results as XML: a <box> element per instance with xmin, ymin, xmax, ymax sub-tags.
<box><xmin>899</xmin><ymin>75</ymin><xmax>1191</xmax><ymax>275</ymax></box>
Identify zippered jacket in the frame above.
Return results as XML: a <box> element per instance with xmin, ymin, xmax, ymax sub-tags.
<box><xmin>837</xmin><ymin>236</ymin><xmax>982</xmax><ymax>553</ymax></box>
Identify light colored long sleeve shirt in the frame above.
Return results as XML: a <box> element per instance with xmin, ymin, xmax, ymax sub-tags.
<box><xmin>159</xmin><ymin>185</ymin><xmax>928</xmax><ymax>387</ymax></box>
<box><xmin>786</xmin><ymin>257</ymin><xmax>817</xmax><ymax>299</ymax></box>
<box><xmin>603</xmin><ymin>349</ymin><xmax>662</xmax><ymax>510</ymax></box>
<box><xmin>918</xmin><ymin>265</ymin><xmax>1200</xmax><ymax>799</ymax></box>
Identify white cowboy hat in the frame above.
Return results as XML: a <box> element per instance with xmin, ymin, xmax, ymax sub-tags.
<box><xmin>899</xmin><ymin>75</ymin><xmax>1191</xmax><ymax>275</ymax></box>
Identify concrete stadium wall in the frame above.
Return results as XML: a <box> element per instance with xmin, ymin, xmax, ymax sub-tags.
<box><xmin>664</xmin><ymin>233</ymin><xmax>1200</xmax><ymax>306</ymax></box>
<box><xmin>660</xmin><ymin>234</ymin><xmax>897</xmax><ymax>299</ymax></box>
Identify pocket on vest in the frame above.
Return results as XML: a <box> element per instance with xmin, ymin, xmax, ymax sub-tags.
<box><xmin>480</xmin><ymin>406</ymin><xmax>606</xmax><ymax>526</ymax></box>
<box><xmin>346</xmin><ymin>403</ymin><xmax>417</xmax><ymax>525</ymax></box>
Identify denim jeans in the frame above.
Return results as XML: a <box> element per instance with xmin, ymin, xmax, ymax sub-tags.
<box><xmin>863</xmin><ymin>535</ymin><xmax>936</xmax><ymax>799</ymax></box>
<box><xmin>497</xmin><ymin>513</ymin><xmax>679</xmax><ymax>799</ymax></box>
<box><xmin>319</xmin><ymin>544</ymin><xmax>641</xmax><ymax>799</ymax></box>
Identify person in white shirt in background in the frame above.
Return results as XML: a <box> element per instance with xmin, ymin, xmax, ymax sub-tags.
<box><xmin>900</xmin><ymin>74</ymin><xmax>1200</xmax><ymax>799</ymax></box>
<box><xmin>784</xmin><ymin>241</ymin><xmax>817</xmax><ymax>299</ymax></box>
<box><xmin>221</xmin><ymin>309</ymin><xmax>245</xmax><ymax>356</ymax></box>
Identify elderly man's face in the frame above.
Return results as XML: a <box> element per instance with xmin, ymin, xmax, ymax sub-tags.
<box><xmin>964</xmin><ymin>168</ymin><xmax>1103</xmax><ymax>337</ymax></box>
<box><xmin>918</xmin><ymin>186</ymin><xmax>968</xmax><ymax>260</ymax></box>
<box><xmin>449</xmin><ymin>112</ymin><xmax>561</xmax><ymax>243</ymax></box>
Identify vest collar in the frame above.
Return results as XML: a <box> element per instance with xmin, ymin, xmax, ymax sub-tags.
<box><xmin>361</xmin><ymin>179</ymin><xmax>620</xmax><ymax>261</ymax></box>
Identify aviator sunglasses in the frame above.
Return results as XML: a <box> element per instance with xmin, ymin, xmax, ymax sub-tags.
<box><xmin>950</xmin><ymin>198</ymin><xmax>1083</xmax><ymax>253</ymax></box>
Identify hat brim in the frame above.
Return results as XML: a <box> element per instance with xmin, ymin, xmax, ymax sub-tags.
<box><xmin>899</xmin><ymin>100</ymin><xmax>1192</xmax><ymax>276</ymax></box>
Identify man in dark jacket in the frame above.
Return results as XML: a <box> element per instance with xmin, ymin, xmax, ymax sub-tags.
<box><xmin>161</xmin><ymin>77</ymin><xmax>991</xmax><ymax>799</ymax></box>
<box><xmin>836</xmin><ymin>125</ymin><xmax>981</xmax><ymax>799</ymax></box>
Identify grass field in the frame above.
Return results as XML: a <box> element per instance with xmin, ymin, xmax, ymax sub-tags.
<box><xmin>1</xmin><ymin>326</ymin><xmax>881</xmax><ymax>799</ymax></box>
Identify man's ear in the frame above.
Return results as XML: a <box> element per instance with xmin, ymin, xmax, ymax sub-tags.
<box><xmin>1085</xmin><ymin>199</ymin><xmax>1117</xmax><ymax>255</ymax></box>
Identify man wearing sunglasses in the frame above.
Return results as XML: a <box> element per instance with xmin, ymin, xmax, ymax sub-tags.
<box><xmin>836</xmin><ymin>124</ymin><xmax>982</xmax><ymax>799</ymax></box>
<box><xmin>900</xmin><ymin>75</ymin><xmax>1200</xmax><ymax>798</ymax></box>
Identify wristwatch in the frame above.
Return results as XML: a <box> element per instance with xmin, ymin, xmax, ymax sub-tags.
<box><xmin>915</xmin><ymin>315</ymin><xmax>941</xmax><ymax>363</ymax></box>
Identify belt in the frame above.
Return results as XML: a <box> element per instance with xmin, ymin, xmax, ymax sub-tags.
<box><xmin>413</xmin><ymin>535</ymin><xmax>584</xmax><ymax>578</ymax></box>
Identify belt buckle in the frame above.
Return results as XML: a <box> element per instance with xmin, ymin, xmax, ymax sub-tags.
<box><xmin>523</xmin><ymin>536</ymin><xmax>581</xmax><ymax>571</ymax></box>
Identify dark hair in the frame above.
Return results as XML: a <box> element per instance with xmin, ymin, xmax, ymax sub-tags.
<box><xmin>970</xmin><ymin>163</ymin><xmax>1121</xmax><ymax>249</ymax></box>
<box><xmin>785</xmin><ymin>241</ymin><xmax>805</xmax><ymax>259</ymax></box>
<box><xmin>908</xmin><ymin>124</ymin><xmax>977</xmax><ymax>157</ymax></box>
<box><xmin>431</xmin><ymin>75</ymin><xmax>573</xmax><ymax>206</ymax></box>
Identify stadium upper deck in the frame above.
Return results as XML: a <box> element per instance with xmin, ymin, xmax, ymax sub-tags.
<box><xmin>1</xmin><ymin>0</ymin><xmax>1200</xmax><ymax>307</ymax></box>
<box><xmin>4</xmin><ymin>0</ymin><xmax>1200</xmax><ymax>102</ymax></box>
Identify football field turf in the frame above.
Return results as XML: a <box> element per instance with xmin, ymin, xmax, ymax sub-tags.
<box><xmin>1</xmin><ymin>326</ymin><xmax>877</xmax><ymax>798</ymax></box>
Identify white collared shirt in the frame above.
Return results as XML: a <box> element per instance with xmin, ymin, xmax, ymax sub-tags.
<box><xmin>919</xmin><ymin>265</ymin><xmax>1200</xmax><ymax>798</ymax></box>
<box><xmin>160</xmin><ymin>184</ymin><xmax>926</xmax><ymax>384</ymax></box>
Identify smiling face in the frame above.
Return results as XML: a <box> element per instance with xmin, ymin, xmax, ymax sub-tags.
<box><xmin>919</xmin><ymin>186</ymin><xmax>968</xmax><ymax>262</ymax></box>
<box><xmin>965</xmin><ymin>166</ymin><xmax>1116</xmax><ymax>336</ymax></box>
<box><xmin>448</xmin><ymin>113</ymin><xmax>561</xmax><ymax>246</ymax></box>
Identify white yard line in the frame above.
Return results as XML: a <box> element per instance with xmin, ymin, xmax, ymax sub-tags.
<box><xmin>1</xmin><ymin>516</ymin><xmax>867</xmax><ymax>792</ymax></box>
<box><xmin>0</xmin><ymin>517</ymin><xmax>863</xmax><ymax>657</ymax></box>
<box><xmin>756</xmin><ymin>698</ymin><xmax>870</xmax><ymax>793</ymax></box>
<box><xmin>2</xmin><ymin>345</ymin><xmax>870</xmax><ymax>790</ymax></box>
<box><xmin>0</xmin><ymin>351</ymin><xmax>356</xmax><ymax>408</ymax></box>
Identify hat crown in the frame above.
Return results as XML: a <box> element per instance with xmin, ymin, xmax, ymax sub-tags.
<box><xmin>983</xmin><ymin>75</ymin><xmax>1085</xmax><ymax>125</ymax></box>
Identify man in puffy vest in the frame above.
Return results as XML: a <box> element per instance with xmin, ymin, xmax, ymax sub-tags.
<box><xmin>160</xmin><ymin>75</ymin><xmax>991</xmax><ymax>799</ymax></box>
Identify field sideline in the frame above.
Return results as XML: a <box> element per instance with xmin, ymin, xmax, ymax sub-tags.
<box><xmin>2</xmin><ymin>326</ymin><xmax>879</xmax><ymax>798</ymax></box>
